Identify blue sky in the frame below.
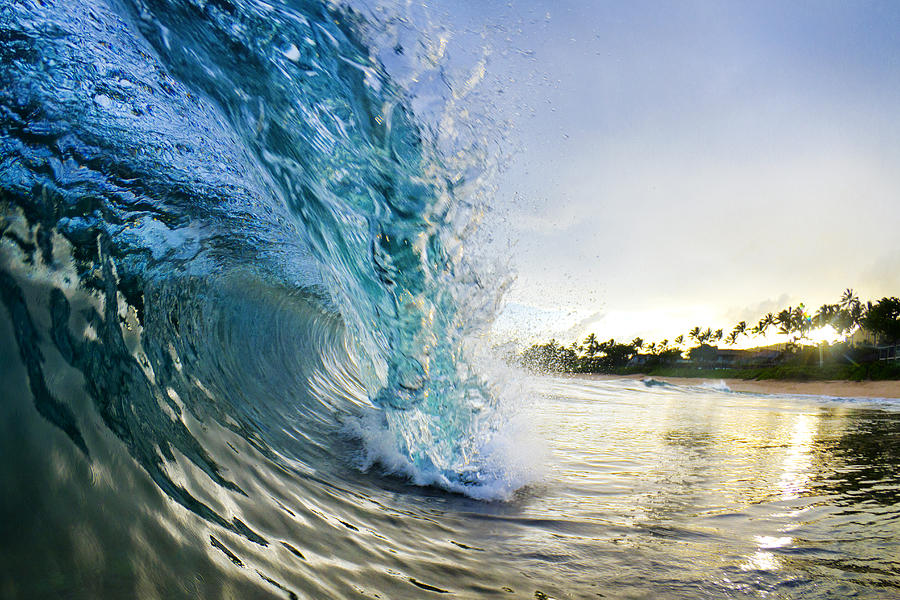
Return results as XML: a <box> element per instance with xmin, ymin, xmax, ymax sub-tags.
<box><xmin>372</xmin><ymin>1</ymin><xmax>900</xmax><ymax>345</ymax></box>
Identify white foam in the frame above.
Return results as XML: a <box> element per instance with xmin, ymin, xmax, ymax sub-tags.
<box><xmin>697</xmin><ymin>379</ymin><xmax>732</xmax><ymax>393</ymax></box>
<box><xmin>345</xmin><ymin>405</ymin><xmax>547</xmax><ymax>501</ymax></box>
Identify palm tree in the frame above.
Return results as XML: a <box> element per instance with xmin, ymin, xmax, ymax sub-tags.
<box><xmin>583</xmin><ymin>333</ymin><xmax>599</xmax><ymax>358</ymax></box>
<box><xmin>833</xmin><ymin>306</ymin><xmax>854</xmax><ymax>335</ymax></box>
<box><xmin>841</xmin><ymin>288</ymin><xmax>859</xmax><ymax>309</ymax></box>
<box><xmin>632</xmin><ymin>337</ymin><xmax>644</xmax><ymax>352</ymax></box>
<box><xmin>688</xmin><ymin>327</ymin><xmax>701</xmax><ymax>344</ymax></box>
<box><xmin>814</xmin><ymin>304</ymin><xmax>838</xmax><ymax>329</ymax></box>
<box><xmin>850</xmin><ymin>301</ymin><xmax>867</xmax><ymax>330</ymax></box>
<box><xmin>674</xmin><ymin>334</ymin><xmax>684</xmax><ymax>346</ymax></box>
<box><xmin>728</xmin><ymin>321</ymin><xmax>748</xmax><ymax>346</ymax></box>
<box><xmin>713</xmin><ymin>328</ymin><xmax>724</xmax><ymax>343</ymax></box>
<box><xmin>776</xmin><ymin>308</ymin><xmax>794</xmax><ymax>336</ymax></box>
<box><xmin>755</xmin><ymin>313</ymin><xmax>775</xmax><ymax>336</ymax></box>
<box><xmin>792</xmin><ymin>304</ymin><xmax>811</xmax><ymax>341</ymax></box>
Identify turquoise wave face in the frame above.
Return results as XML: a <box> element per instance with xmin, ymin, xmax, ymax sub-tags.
<box><xmin>0</xmin><ymin>0</ymin><xmax>525</xmax><ymax>525</ymax></box>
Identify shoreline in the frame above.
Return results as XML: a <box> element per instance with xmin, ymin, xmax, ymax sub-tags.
<box><xmin>572</xmin><ymin>372</ymin><xmax>900</xmax><ymax>399</ymax></box>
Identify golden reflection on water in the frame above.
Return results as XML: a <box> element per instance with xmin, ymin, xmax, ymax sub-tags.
<box><xmin>743</xmin><ymin>550</ymin><xmax>779</xmax><ymax>571</ymax></box>
<box><xmin>743</xmin><ymin>536</ymin><xmax>793</xmax><ymax>571</ymax></box>
<box><xmin>735</xmin><ymin>410</ymin><xmax>818</xmax><ymax>571</ymax></box>
<box><xmin>525</xmin><ymin>376</ymin><xmax>897</xmax><ymax>591</ymax></box>
<box><xmin>778</xmin><ymin>412</ymin><xmax>815</xmax><ymax>501</ymax></box>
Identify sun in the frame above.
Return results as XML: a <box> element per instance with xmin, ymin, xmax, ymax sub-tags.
<box><xmin>806</xmin><ymin>325</ymin><xmax>844</xmax><ymax>345</ymax></box>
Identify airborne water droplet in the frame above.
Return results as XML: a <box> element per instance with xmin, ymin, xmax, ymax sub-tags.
<box><xmin>284</xmin><ymin>44</ymin><xmax>301</xmax><ymax>62</ymax></box>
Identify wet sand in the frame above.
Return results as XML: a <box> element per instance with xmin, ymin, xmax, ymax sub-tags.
<box><xmin>574</xmin><ymin>373</ymin><xmax>900</xmax><ymax>399</ymax></box>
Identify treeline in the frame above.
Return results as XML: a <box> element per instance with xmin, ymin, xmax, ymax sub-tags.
<box><xmin>685</xmin><ymin>289</ymin><xmax>900</xmax><ymax>347</ymax></box>
<box><xmin>519</xmin><ymin>335</ymin><xmax>678</xmax><ymax>373</ymax></box>
<box><xmin>519</xmin><ymin>290</ymin><xmax>900</xmax><ymax>374</ymax></box>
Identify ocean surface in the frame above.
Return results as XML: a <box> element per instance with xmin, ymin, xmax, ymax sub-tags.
<box><xmin>4</xmin><ymin>363</ymin><xmax>900</xmax><ymax>599</ymax></box>
<box><xmin>2</xmin><ymin>0</ymin><xmax>900</xmax><ymax>598</ymax></box>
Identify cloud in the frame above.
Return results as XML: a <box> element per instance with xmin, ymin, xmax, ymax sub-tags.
<box><xmin>725</xmin><ymin>294</ymin><xmax>793</xmax><ymax>326</ymax></box>
<box><xmin>559</xmin><ymin>310</ymin><xmax>606</xmax><ymax>342</ymax></box>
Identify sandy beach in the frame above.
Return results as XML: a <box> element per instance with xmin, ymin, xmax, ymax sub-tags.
<box><xmin>574</xmin><ymin>373</ymin><xmax>900</xmax><ymax>399</ymax></box>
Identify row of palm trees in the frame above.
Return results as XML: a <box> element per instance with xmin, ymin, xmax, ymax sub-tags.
<box><xmin>686</xmin><ymin>288</ymin><xmax>868</xmax><ymax>349</ymax></box>
<box><xmin>519</xmin><ymin>336</ymin><xmax>649</xmax><ymax>373</ymax></box>
<box><xmin>519</xmin><ymin>290</ymin><xmax>899</xmax><ymax>374</ymax></box>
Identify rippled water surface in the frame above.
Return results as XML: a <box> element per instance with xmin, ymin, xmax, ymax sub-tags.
<box><xmin>3</xmin><ymin>360</ymin><xmax>899</xmax><ymax>598</ymax></box>
<box><xmin>522</xmin><ymin>376</ymin><xmax>900</xmax><ymax>598</ymax></box>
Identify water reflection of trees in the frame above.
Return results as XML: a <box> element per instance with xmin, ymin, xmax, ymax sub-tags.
<box><xmin>806</xmin><ymin>408</ymin><xmax>900</xmax><ymax>507</ymax></box>
<box><xmin>778</xmin><ymin>407</ymin><xmax>900</xmax><ymax>590</ymax></box>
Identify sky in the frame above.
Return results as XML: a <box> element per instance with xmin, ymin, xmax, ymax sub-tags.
<box><xmin>380</xmin><ymin>1</ymin><xmax>900</xmax><ymax>347</ymax></box>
